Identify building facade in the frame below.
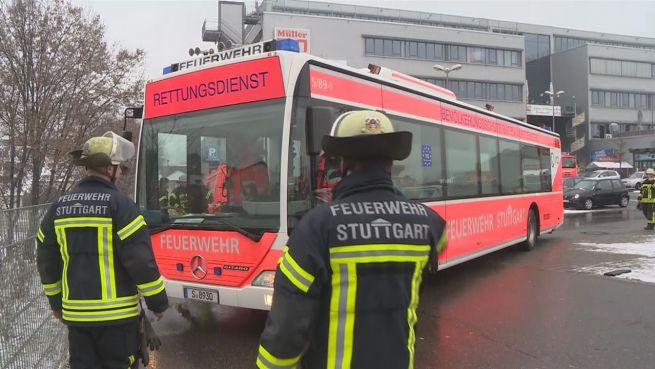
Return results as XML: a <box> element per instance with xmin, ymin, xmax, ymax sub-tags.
<box><xmin>211</xmin><ymin>0</ymin><xmax>655</xmax><ymax>165</ymax></box>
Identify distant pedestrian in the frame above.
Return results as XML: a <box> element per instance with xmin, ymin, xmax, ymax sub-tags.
<box><xmin>638</xmin><ymin>168</ymin><xmax>655</xmax><ymax>230</ymax></box>
<box><xmin>37</xmin><ymin>131</ymin><xmax>168</xmax><ymax>369</ymax></box>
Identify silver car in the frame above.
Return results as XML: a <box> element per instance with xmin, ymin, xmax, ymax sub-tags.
<box><xmin>622</xmin><ymin>171</ymin><xmax>646</xmax><ymax>189</ymax></box>
<box><xmin>581</xmin><ymin>170</ymin><xmax>620</xmax><ymax>179</ymax></box>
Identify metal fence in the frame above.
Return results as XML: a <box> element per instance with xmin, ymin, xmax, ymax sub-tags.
<box><xmin>0</xmin><ymin>204</ymin><xmax>68</xmax><ymax>369</ymax></box>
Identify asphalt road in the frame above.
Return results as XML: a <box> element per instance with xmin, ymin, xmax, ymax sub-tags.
<box><xmin>145</xmin><ymin>202</ymin><xmax>655</xmax><ymax>369</ymax></box>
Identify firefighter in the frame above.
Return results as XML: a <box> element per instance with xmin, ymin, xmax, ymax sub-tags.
<box><xmin>36</xmin><ymin>131</ymin><xmax>168</xmax><ymax>369</ymax></box>
<box><xmin>638</xmin><ymin>168</ymin><xmax>655</xmax><ymax>230</ymax></box>
<box><xmin>257</xmin><ymin>110</ymin><xmax>447</xmax><ymax>369</ymax></box>
<box><xmin>159</xmin><ymin>177</ymin><xmax>170</xmax><ymax>214</ymax></box>
<box><xmin>168</xmin><ymin>175</ymin><xmax>188</xmax><ymax>215</ymax></box>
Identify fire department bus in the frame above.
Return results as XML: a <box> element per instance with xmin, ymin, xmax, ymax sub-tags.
<box><xmin>135</xmin><ymin>39</ymin><xmax>563</xmax><ymax>311</ymax></box>
<box><xmin>561</xmin><ymin>152</ymin><xmax>578</xmax><ymax>177</ymax></box>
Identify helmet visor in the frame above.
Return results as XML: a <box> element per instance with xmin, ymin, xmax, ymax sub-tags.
<box><xmin>103</xmin><ymin>131</ymin><xmax>135</xmax><ymax>165</ymax></box>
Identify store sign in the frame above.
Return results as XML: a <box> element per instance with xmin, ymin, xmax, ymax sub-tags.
<box><xmin>571</xmin><ymin>112</ymin><xmax>586</xmax><ymax>127</ymax></box>
<box><xmin>635</xmin><ymin>152</ymin><xmax>655</xmax><ymax>161</ymax></box>
<box><xmin>592</xmin><ymin>149</ymin><xmax>618</xmax><ymax>161</ymax></box>
<box><xmin>570</xmin><ymin>135</ymin><xmax>585</xmax><ymax>152</ymax></box>
<box><xmin>526</xmin><ymin>104</ymin><xmax>561</xmax><ymax>117</ymax></box>
<box><xmin>275</xmin><ymin>27</ymin><xmax>310</xmax><ymax>53</ymax></box>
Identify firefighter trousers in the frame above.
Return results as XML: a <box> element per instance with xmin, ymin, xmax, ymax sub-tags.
<box><xmin>643</xmin><ymin>203</ymin><xmax>655</xmax><ymax>225</ymax></box>
<box><xmin>68</xmin><ymin>321</ymin><xmax>139</xmax><ymax>369</ymax></box>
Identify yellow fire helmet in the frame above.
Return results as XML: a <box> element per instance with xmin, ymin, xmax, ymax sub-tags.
<box><xmin>321</xmin><ymin>110</ymin><xmax>412</xmax><ymax>160</ymax></box>
<box><xmin>647</xmin><ymin>168</ymin><xmax>655</xmax><ymax>175</ymax></box>
<box><xmin>70</xmin><ymin>131</ymin><xmax>135</xmax><ymax>167</ymax></box>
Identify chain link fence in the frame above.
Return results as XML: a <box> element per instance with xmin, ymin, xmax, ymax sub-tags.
<box><xmin>0</xmin><ymin>204</ymin><xmax>68</xmax><ymax>369</ymax></box>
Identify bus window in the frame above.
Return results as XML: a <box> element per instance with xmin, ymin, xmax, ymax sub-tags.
<box><xmin>137</xmin><ymin>99</ymin><xmax>284</xmax><ymax>232</ymax></box>
<box><xmin>521</xmin><ymin>145</ymin><xmax>541</xmax><ymax>193</ymax></box>
<box><xmin>540</xmin><ymin>147</ymin><xmax>552</xmax><ymax>192</ymax></box>
<box><xmin>499</xmin><ymin>140</ymin><xmax>521</xmax><ymax>194</ymax></box>
<box><xmin>390</xmin><ymin>116</ymin><xmax>444</xmax><ymax>201</ymax></box>
<box><xmin>479</xmin><ymin>135</ymin><xmax>500</xmax><ymax>195</ymax></box>
<box><xmin>445</xmin><ymin>128</ymin><xmax>479</xmax><ymax>198</ymax></box>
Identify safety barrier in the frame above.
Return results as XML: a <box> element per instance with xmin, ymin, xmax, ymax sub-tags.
<box><xmin>0</xmin><ymin>204</ymin><xmax>67</xmax><ymax>369</ymax></box>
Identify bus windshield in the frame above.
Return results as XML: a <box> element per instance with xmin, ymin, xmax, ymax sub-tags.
<box><xmin>562</xmin><ymin>157</ymin><xmax>577</xmax><ymax>168</ymax></box>
<box><xmin>137</xmin><ymin>99</ymin><xmax>285</xmax><ymax>236</ymax></box>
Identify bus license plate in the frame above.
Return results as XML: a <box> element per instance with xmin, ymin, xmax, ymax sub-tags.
<box><xmin>183</xmin><ymin>287</ymin><xmax>219</xmax><ymax>303</ymax></box>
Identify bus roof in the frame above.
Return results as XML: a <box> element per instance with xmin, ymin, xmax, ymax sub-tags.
<box><xmin>147</xmin><ymin>42</ymin><xmax>558</xmax><ymax>139</ymax></box>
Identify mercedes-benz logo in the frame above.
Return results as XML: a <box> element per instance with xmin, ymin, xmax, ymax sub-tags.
<box><xmin>190</xmin><ymin>255</ymin><xmax>208</xmax><ymax>280</ymax></box>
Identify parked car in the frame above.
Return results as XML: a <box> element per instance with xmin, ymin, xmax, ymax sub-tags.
<box><xmin>563</xmin><ymin>178</ymin><xmax>629</xmax><ymax>210</ymax></box>
<box><xmin>622</xmin><ymin>171</ymin><xmax>646</xmax><ymax>189</ymax></box>
<box><xmin>579</xmin><ymin>170</ymin><xmax>621</xmax><ymax>179</ymax></box>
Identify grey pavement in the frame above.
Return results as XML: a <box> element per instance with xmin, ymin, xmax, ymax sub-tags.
<box><xmin>146</xmin><ymin>204</ymin><xmax>655</xmax><ymax>369</ymax></box>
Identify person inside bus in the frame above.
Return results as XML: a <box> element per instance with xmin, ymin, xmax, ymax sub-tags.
<box><xmin>158</xmin><ymin>177</ymin><xmax>170</xmax><ymax>214</ymax></box>
<box><xmin>314</xmin><ymin>152</ymin><xmax>342</xmax><ymax>203</ymax></box>
<box><xmin>257</xmin><ymin>110</ymin><xmax>447</xmax><ymax>369</ymax></box>
<box><xmin>168</xmin><ymin>175</ymin><xmax>188</xmax><ymax>215</ymax></box>
<box><xmin>229</xmin><ymin>138</ymin><xmax>270</xmax><ymax>203</ymax></box>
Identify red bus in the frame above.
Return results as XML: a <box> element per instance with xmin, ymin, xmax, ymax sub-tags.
<box><xmin>561</xmin><ymin>153</ymin><xmax>578</xmax><ymax>177</ymax></box>
<box><xmin>135</xmin><ymin>40</ymin><xmax>564</xmax><ymax>310</ymax></box>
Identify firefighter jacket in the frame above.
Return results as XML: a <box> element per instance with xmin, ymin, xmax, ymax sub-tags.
<box><xmin>168</xmin><ymin>186</ymin><xmax>188</xmax><ymax>214</ymax></box>
<box><xmin>639</xmin><ymin>179</ymin><xmax>655</xmax><ymax>203</ymax></box>
<box><xmin>37</xmin><ymin>176</ymin><xmax>168</xmax><ymax>327</ymax></box>
<box><xmin>257</xmin><ymin>167</ymin><xmax>447</xmax><ymax>369</ymax></box>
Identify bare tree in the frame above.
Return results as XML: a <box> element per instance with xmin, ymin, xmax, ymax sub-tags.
<box><xmin>0</xmin><ymin>0</ymin><xmax>144</xmax><ymax>208</ymax></box>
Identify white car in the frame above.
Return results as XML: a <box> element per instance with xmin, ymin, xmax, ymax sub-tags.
<box><xmin>622</xmin><ymin>171</ymin><xmax>646</xmax><ymax>189</ymax></box>
<box><xmin>580</xmin><ymin>170</ymin><xmax>620</xmax><ymax>179</ymax></box>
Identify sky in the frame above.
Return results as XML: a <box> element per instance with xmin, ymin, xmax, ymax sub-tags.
<box><xmin>73</xmin><ymin>0</ymin><xmax>655</xmax><ymax>79</ymax></box>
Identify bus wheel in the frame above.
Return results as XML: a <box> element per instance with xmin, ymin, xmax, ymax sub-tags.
<box><xmin>521</xmin><ymin>209</ymin><xmax>538</xmax><ymax>251</ymax></box>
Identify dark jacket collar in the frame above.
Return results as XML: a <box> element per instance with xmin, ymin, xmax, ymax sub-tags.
<box><xmin>332</xmin><ymin>167</ymin><xmax>396</xmax><ymax>200</ymax></box>
<box><xmin>78</xmin><ymin>175</ymin><xmax>118</xmax><ymax>191</ymax></box>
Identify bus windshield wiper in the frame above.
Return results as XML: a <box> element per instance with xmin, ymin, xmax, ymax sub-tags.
<box><xmin>150</xmin><ymin>214</ymin><xmax>263</xmax><ymax>241</ymax></box>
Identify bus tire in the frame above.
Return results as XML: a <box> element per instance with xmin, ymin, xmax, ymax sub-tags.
<box><xmin>521</xmin><ymin>209</ymin><xmax>538</xmax><ymax>251</ymax></box>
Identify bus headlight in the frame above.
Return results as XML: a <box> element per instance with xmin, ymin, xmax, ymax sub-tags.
<box><xmin>252</xmin><ymin>270</ymin><xmax>276</xmax><ymax>288</ymax></box>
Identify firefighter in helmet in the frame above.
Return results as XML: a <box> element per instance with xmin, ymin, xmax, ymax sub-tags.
<box><xmin>257</xmin><ymin>111</ymin><xmax>447</xmax><ymax>369</ymax></box>
<box><xmin>638</xmin><ymin>168</ymin><xmax>655</xmax><ymax>230</ymax></box>
<box><xmin>37</xmin><ymin>131</ymin><xmax>168</xmax><ymax>369</ymax></box>
<box><xmin>168</xmin><ymin>175</ymin><xmax>188</xmax><ymax>215</ymax></box>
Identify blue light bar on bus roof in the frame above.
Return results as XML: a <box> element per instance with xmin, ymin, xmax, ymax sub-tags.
<box><xmin>263</xmin><ymin>38</ymin><xmax>300</xmax><ymax>53</ymax></box>
<box><xmin>162</xmin><ymin>38</ymin><xmax>300</xmax><ymax>75</ymax></box>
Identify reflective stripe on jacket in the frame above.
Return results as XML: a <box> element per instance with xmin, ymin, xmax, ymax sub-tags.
<box><xmin>36</xmin><ymin>176</ymin><xmax>168</xmax><ymax>326</ymax></box>
<box><xmin>257</xmin><ymin>167</ymin><xmax>446</xmax><ymax>369</ymax></box>
<box><xmin>640</xmin><ymin>180</ymin><xmax>655</xmax><ymax>203</ymax></box>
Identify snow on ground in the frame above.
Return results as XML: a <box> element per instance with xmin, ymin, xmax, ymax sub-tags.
<box><xmin>574</xmin><ymin>236</ymin><xmax>655</xmax><ymax>284</ymax></box>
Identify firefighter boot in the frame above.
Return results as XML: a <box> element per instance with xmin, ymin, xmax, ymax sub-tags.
<box><xmin>644</xmin><ymin>224</ymin><xmax>654</xmax><ymax>230</ymax></box>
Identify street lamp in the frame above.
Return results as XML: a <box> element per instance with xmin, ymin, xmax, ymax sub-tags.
<box><xmin>543</xmin><ymin>88</ymin><xmax>565</xmax><ymax>132</ymax></box>
<box><xmin>433</xmin><ymin>64</ymin><xmax>462</xmax><ymax>90</ymax></box>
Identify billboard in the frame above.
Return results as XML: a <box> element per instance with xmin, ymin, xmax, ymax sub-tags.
<box><xmin>275</xmin><ymin>27</ymin><xmax>310</xmax><ymax>53</ymax></box>
<box><xmin>526</xmin><ymin>104</ymin><xmax>562</xmax><ymax>117</ymax></box>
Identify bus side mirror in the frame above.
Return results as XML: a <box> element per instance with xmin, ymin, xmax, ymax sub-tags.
<box><xmin>305</xmin><ymin>107</ymin><xmax>336</xmax><ymax>156</ymax></box>
<box><xmin>123</xmin><ymin>106</ymin><xmax>144</xmax><ymax>142</ymax></box>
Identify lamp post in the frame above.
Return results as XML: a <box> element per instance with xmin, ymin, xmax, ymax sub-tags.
<box><xmin>544</xmin><ymin>88</ymin><xmax>565</xmax><ymax>133</ymax></box>
<box><xmin>433</xmin><ymin>64</ymin><xmax>462</xmax><ymax>90</ymax></box>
